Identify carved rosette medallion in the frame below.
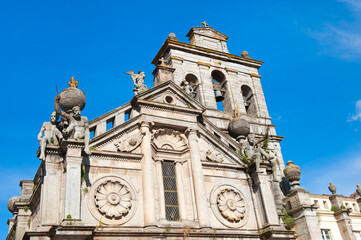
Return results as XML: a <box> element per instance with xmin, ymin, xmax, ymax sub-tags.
<box><xmin>94</xmin><ymin>180</ymin><xmax>132</xmax><ymax>219</ymax></box>
<box><xmin>210</xmin><ymin>184</ymin><xmax>248</xmax><ymax>228</ymax></box>
<box><xmin>217</xmin><ymin>189</ymin><xmax>246</xmax><ymax>222</ymax></box>
<box><xmin>87</xmin><ymin>176</ymin><xmax>137</xmax><ymax>225</ymax></box>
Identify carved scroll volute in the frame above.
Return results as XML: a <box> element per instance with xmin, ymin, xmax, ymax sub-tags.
<box><xmin>114</xmin><ymin>131</ymin><xmax>145</xmax><ymax>152</ymax></box>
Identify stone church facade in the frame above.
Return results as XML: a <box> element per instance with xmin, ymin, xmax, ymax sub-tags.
<box><xmin>6</xmin><ymin>24</ymin><xmax>361</xmax><ymax>240</ymax></box>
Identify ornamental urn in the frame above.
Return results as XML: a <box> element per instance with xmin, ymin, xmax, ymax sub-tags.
<box><xmin>283</xmin><ymin>161</ymin><xmax>301</xmax><ymax>188</ymax></box>
<box><xmin>58</xmin><ymin>76</ymin><xmax>86</xmax><ymax>112</ymax></box>
<box><xmin>228</xmin><ymin>118</ymin><xmax>250</xmax><ymax>139</ymax></box>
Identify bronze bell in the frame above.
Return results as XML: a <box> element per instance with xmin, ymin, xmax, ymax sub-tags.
<box><xmin>215</xmin><ymin>90</ymin><xmax>224</xmax><ymax>102</ymax></box>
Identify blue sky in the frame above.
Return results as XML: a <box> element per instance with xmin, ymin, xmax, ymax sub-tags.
<box><xmin>1</xmin><ymin>0</ymin><xmax>361</xmax><ymax>237</ymax></box>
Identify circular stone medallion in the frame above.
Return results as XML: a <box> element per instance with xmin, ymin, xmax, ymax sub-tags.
<box><xmin>210</xmin><ymin>184</ymin><xmax>248</xmax><ymax>228</ymax></box>
<box><xmin>87</xmin><ymin>175</ymin><xmax>137</xmax><ymax>225</ymax></box>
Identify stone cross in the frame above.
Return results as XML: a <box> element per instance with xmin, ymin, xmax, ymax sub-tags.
<box><xmin>201</xmin><ymin>21</ymin><xmax>209</xmax><ymax>27</ymax></box>
<box><xmin>159</xmin><ymin>57</ymin><xmax>167</xmax><ymax>66</ymax></box>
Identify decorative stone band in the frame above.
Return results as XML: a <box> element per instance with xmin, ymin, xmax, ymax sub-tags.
<box><xmin>169</xmin><ymin>56</ymin><xmax>184</xmax><ymax>63</ymax></box>
<box><xmin>197</xmin><ymin>61</ymin><xmax>211</xmax><ymax>67</ymax></box>
<box><xmin>250</xmin><ymin>73</ymin><xmax>262</xmax><ymax>78</ymax></box>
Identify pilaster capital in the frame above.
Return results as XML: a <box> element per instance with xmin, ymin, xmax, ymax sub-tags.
<box><xmin>61</xmin><ymin>140</ymin><xmax>85</xmax><ymax>158</ymax></box>
<box><xmin>139</xmin><ymin>121</ymin><xmax>154</xmax><ymax>132</ymax></box>
<box><xmin>185</xmin><ymin>128</ymin><xmax>199</xmax><ymax>139</ymax></box>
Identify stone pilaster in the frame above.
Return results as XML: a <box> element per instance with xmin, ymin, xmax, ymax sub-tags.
<box><xmin>62</xmin><ymin>140</ymin><xmax>84</xmax><ymax>220</ymax></box>
<box><xmin>40</xmin><ymin>146</ymin><xmax>62</xmax><ymax>225</ymax></box>
<box><xmin>152</xmin><ymin>65</ymin><xmax>175</xmax><ymax>87</ymax></box>
<box><xmin>15</xmin><ymin>205</ymin><xmax>31</xmax><ymax>240</ymax></box>
<box><xmin>283</xmin><ymin>187</ymin><xmax>322</xmax><ymax>240</ymax></box>
<box><xmin>252</xmin><ymin>168</ymin><xmax>279</xmax><ymax>226</ymax></box>
<box><xmin>175</xmin><ymin>161</ymin><xmax>187</xmax><ymax>221</ymax></box>
<box><xmin>140</xmin><ymin>122</ymin><xmax>157</xmax><ymax>226</ymax></box>
<box><xmin>186</xmin><ymin>129</ymin><xmax>210</xmax><ymax>228</ymax></box>
<box><xmin>155</xmin><ymin>158</ymin><xmax>166</xmax><ymax>220</ymax></box>
<box><xmin>329</xmin><ymin>194</ymin><xmax>356</xmax><ymax>240</ymax></box>
<box><xmin>197</xmin><ymin>63</ymin><xmax>216</xmax><ymax>110</ymax></box>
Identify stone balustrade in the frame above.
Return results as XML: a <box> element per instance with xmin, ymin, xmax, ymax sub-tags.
<box><xmin>89</xmin><ymin>102</ymin><xmax>132</xmax><ymax>139</ymax></box>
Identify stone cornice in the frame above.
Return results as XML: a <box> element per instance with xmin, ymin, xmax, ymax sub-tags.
<box><xmin>151</xmin><ymin>39</ymin><xmax>263</xmax><ymax>69</ymax></box>
<box><xmin>136</xmin><ymin>99</ymin><xmax>203</xmax><ymax>115</ymax></box>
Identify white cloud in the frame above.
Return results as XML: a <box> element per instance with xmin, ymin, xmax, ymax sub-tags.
<box><xmin>307</xmin><ymin>0</ymin><xmax>361</xmax><ymax>60</ymax></box>
<box><xmin>348</xmin><ymin>99</ymin><xmax>361</xmax><ymax>121</ymax></box>
<box><xmin>338</xmin><ymin>0</ymin><xmax>361</xmax><ymax>12</ymax></box>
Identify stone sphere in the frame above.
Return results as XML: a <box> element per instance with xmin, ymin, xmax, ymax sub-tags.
<box><xmin>228</xmin><ymin>118</ymin><xmax>250</xmax><ymax>139</ymax></box>
<box><xmin>59</xmin><ymin>87</ymin><xmax>86</xmax><ymax>112</ymax></box>
<box><xmin>7</xmin><ymin>196</ymin><xmax>20</xmax><ymax>213</ymax></box>
<box><xmin>168</xmin><ymin>32</ymin><xmax>176</xmax><ymax>39</ymax></box>
<box><xmin>241</xmin><ymin>51</ymin><xmax>249</xmax><ymax>57</ymax></box>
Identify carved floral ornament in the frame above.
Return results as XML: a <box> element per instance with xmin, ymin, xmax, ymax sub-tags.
<box><xmin>152</xmin><ymin>128</ymin><xmax>188</xmax><ymax>151</ymax></box>
<box><xmin>210</xmin><ymin>184</ymin><xmax>248</xmax><ymax>228</ymax></box>
<box><xmin>87</xmin><ymin>176</ymin><xmax>137</xmax><ymax>225</ymax></box>
<box><xmin>217</xmin><ymin>189</ymin><xmax>246</xmax><ymax>222</ymax></box>
<box><xmin>94</xmin><ymin>180</ymin><xmax>132</xmax><ymax>219</ymax></box>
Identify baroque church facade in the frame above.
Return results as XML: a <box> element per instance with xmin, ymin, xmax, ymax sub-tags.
<box><xmin>6</xmin><ymin>24</ymin><xmax>361</xmax><ymax>240</ymax></box>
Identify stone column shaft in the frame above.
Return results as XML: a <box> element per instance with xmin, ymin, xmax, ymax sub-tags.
<box><xmin>175</xmin><ymin>162</ymin><xmax>187</xmax><ymax>220</ymax></box>
<box><xmin>140</xmin><ymin>122</ymin><xmax>156</xmax><ymax>225</ymax></box>
<box><xmin>187</xmin><ymin>130</ymin><xmax>210</xmax><ymax>228</ymax></box>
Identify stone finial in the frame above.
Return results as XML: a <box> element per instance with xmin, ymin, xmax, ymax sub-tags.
<box><xmin>283</xmin><ymin>161</ymin><xmax>301</xmax><ymax>188</ymax></box>
<box><xmin>328</xmin><ymin>182</ymin><xmax>336</xmax><ymax>195</ymax></box>
<box><xmin>7</xmin><ymin>196</ymin><xmax>20</xmax><ymax>213</ymax></box>
<box><xmin>168</xmin><ymin>32</ymin><xmax>177</xmax><ymax>40</ymax></box>
<box><xmin>356</xmin><ymin>184</ymin><xmax>361</xmax><ymax>197</ymax></box>
<box><xmin>241</xmin><ymin>51</ymin><xmax>251</xmax><ymax>58</ymax></box>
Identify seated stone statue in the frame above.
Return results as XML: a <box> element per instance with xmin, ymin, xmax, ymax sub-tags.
<box><xmin>240</xmin><ymin>133</ymin><xmax>275</xmax><ymax>173</ymax></box>
<box><xmin>55</xmin><ymin>95</ymin><xmax>91</xmax><ymax>155</ymax></box>
<box><xmin>37</xmin><ymin>112</ymin><xmax>63</xmax><ymax>160</ymax></box>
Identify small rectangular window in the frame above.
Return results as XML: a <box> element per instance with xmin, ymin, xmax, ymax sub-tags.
<box><xmin>162</xmin><ymin>161</ymin><xmax>180</xmax><ymax>221</ymax></box>
<box><xmin>321</xmin><ymin>229</ymin><xmax>332</xmax><ymax>240</ymax></box>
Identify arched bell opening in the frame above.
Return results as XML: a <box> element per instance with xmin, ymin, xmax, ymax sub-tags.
<box><xmin>182</xmin><ymin>73</ymin><xmax>199</xmax><ymax>100</ymax></box>
<box><xmin>241</xmin><ymin>85</ymin><xmax>257</xmax><ymax>116</ymax></box>
<box><xmin>211</xmin><ymin>70</ymin><xmax>227</xmax><ymax>112</ymax></box>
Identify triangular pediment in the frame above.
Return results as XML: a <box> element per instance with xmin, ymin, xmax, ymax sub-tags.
<box><xmin>131</xmin><ymin>80</ymin><xmax>205</xmax><ymax>112</ymax></box>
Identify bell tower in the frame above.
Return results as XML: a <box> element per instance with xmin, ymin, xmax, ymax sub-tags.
<box><xmin>152</xmin><ymin>23</ymin><xmax>273</xmax><ymax>136</ymax></box>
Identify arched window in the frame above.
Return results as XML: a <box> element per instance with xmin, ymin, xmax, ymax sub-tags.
<box><xmin>241</xmin><ymin>85</ymin><xmax>257</xmax><ymax>116</ymax></box>
<box><xmin>211</xmin><ymin>70</ymin><xmax>226</xmax><ymax>112</ymax></box>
